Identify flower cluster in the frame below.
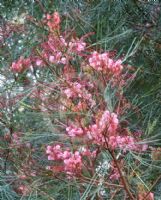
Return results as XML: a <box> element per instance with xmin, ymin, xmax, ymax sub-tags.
<box><xmin>35</xmin><ymin>36</ymin><xmax>86</xmax><ymax>69</ymax></box>
<box><xmin>46</xmin><ymin>12</ymin><xmax>61</xmax><ymax>31</ymax></box>
<box><xmin>66</xmin><ymin>125</ymin><xmax>84</xmax><ymax>137</ymax></box>
<box><xmin>89</xmin><ymin>51</ymin><xmax>123</xmax><ymax>75</ymax></box>
<box><xmin>11</xmin><ymin>56</ymin><xmax>30</xmax><ymax>73</ymax></box>
<box><xmin>68</xmin><ymin>38</ymin><xmax>86</xmax><ymax>53</ymax></box>
<box><xmin>64</xmin><ymin>151</ymin><xmax>82</xmax><ymax>176</ymax></box>
<box><xmin>46</xmin><ymin>144</ymin><xmax>83</xmax><ymax>177</ymax></box>
<box><xmin>99</xmin><ymin>110</ymin><xmax>119</xmax><ymax>134</ymax></box>
<box><xmin>62</xmin><ymin>80</ymin><xmax>96</xmax><ymax>109</ymax></box>
<box><xmin>35</xmin><ymin>34</ymin><xmax>67</xmax><ymax>67</ymax></box>
<box><xmin>87</xmin><ymin>110</ymin><xmax>119</xmax><ymax>145</ymax></box>
<box><xmin>108</xmin><ymin>135</ymin><xmax>148</xmax><ymax>152</ymax></box>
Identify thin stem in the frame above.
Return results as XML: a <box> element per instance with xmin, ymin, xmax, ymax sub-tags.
<box><xmin>143</xmin><ymin>174</ymin><xmax>161</xmax><ymax>200</ymax></box>
<box><xmin>109</xmin><ymin>149</ymin><xmax>135</xmax><ymax>200</ymax></box>
<box><xmin>103</xmin><ymin>135</ymin><xmax>135</xmax><ymax>200</ymax></box>
<box><xmin>80</xmin><ymin>175</ymin><xmax>124</xmax><ymax>188</ymax></box>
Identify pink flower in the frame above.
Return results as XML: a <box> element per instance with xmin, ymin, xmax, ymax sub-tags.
<box><xmin>11</xmin><ymin>57</ymin><xmax>30</xmax><ymax>73</ymax></box>
<box><xmin>87</xmin><ymin>124</ymin><xmax>104</xmax><ymax>144</ymax></box>
<box><xmin>108</xmin><ymin>113</ymin><xmax>119</xmax><ymax>134</ymax></box>
<box><xmin>64</xmin><ymin>88</ymin><xmax>74</xmax><ymax>98</ymax></box>
<box><xmin>89</xmin><ymin>51</ymin><xmax>123</xmax><ymax>75</ymax></box>
<box><xmin>66</xmin><ymin>125</ymin><xmax>84</xmax><ymax>137</ymax></box>
<box><xmin>46</xmin><ymin>145</ymin><xmax>63</xmax><ymax>160</ymax></box>
<box><xmin>18</xmin><ymin>185</ymin><xmax>30</xmax><ymax>196</ymax></box>
<box><xmin>68</xmin><ymin>39</ymin><xmax>86</xmax><ymax>53</ymax></box>
<box><xmin>46</xmin><ymin>14</ymin><xmax>52</xmax><ymax>20</ymax></box>
<box><xmin>62</xmin><ymin>150</ymin><xmax>71</xmax><ymax>159</ymax></box>
<box><xmin>99</xmin><ymin>110</ymin><xmax>110</xmax><ymax>130</ymax></box>
<box><xmin>36</xmin><ymin>59</ymin><xmax>43</xmax><ymax>66</ymax></box>
<box><xmin>61</xmin><ymin>57</ymin><xmax>67</xmax><ymax>64</ymax></box>
<box><xmin>64</xmin><ymin>151</ymin><xmax>82</xmax><ymax>176</ymax></box>
<box><xmin>89</xmin><ymin>51</ymin><xmax>102</xmax><ymax>71</ymax></box>
<box><xmin>108</xmin><ymin>136</ymin><xmax>118</xmax><ymax>149</ymax></box>
<box><xmin>46</xmin><ymin>12</ymin><xmax>61</xmax><ymax>31</ymax></box>
<box><xmin>99</xmin><ymin>110</ymin><xmax>119</xmax><ymax>134</ymax></box>
<box><xmin>48</xmin><ymin>52</ymin><xmax>66</xmax><ymax>65</ymax></box>
<box><xmin>63</xmin><ymin>81</ymin><xmax>95</xmax><ymax>107</ymax></box>
<box><xmin>49</xmin><ymin>55</ymin><xmax>55</xmax><ymax>63</ymax></box>
<box><xmin>53</xmin><ymin>12</ymin><xmax>61</xmax><ymax>26</ymax></box>
<box><xmin>108</xmin><ymin>135</ymin><xmax>148</xmax><ymax>152</ymax></box>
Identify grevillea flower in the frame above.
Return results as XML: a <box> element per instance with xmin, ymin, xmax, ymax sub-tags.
<box><xmin>89</xmin><ymin>51</ymin><xmax>123</xmax><ymax>75</ymax></box>
<box><xmin>46</xmin><ymin>144</ymin><xmax>63</xmax><ymax>160</ymax></box>
<box><xmin>86</xmin><ymin>110</ymin><xmax>119</xmax><ymax>145</ymax></box>
<box><xmin>63</xmin><ymin>81</ymin><xmax>95</xmax><ymax>107</ymax></box>
<box><xmin>49</xmin><ymin>52</ymin><xmax>66</xmax><ymax>65</ymax></box>
<box><xmin>36</xmin><ymin>59</ymin><xmax>43</xmax><ymax>66</ymax></box>
<box><xmin>64</xmin><ymin>151</ymin><xmax>82</xmax><ymax>176</ymax></box>
<box><xmin>108</xmin><ymin>135</ymin><xmax>148</xmax><ymax>152</ymax></box>
<box><xmin>46</xmin><ymin>144</ymin><xmax>83</xmax><ymax>177</ymax></box>
<box><xmin>66</xmin><ymin>125</ymin><xmax>84</xmax><ymax>137</ymax></box>
<box><xmin>68</xmin><ymin>38</ymin><xmax>86</xmax><ymax>53</ymax></box>
<box><xmin>63</xmin><ymin>88</ymin><xmax>74</xmax><ymax>98</ymax></box>
<box><xmin>99</xmin><ymin>110</ymin><xmax>119</xmax><ymax>134</ymax></box>
<box><xmin>46</xmin><ymin>12</ymin><xmax>61</xmax><ymax>31</ymax></box>
<box><xmin>87</xmin><ymin>124</ymin><xmax>104</xmax><ymax>144</ymax></box>
<box><xmin>11</xmin><ymin>56</ymin><xmax>30</xmax><ymax>73</ymax></box>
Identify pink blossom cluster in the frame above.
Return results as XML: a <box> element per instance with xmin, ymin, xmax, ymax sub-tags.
<box><xmin>65</xmin><ymin>110</ymin><xmax>119</xmax><ymax>145</ymax></box>
<box><xmin>36</xmin><ymin>35</ymin><xmax>67</xmax><ymax>67</ymax></box>
<box><xmin>84</xmin><ymin>110</ymin><xmax>148</xmax><ymax>152</ymax></box>
<box><xmin>64</xmin><ymin>151</ymin><xmax>82</xmax><ymax>176</ymax></box>
<box><xmin>46</xmin><ymin>144</ymin><xmax>64</xmax><ymax>160</ymax></box>
<box><xmin>108</xmin><ymin>135</ymin><xmax>148</xmax><ymax>152</ymax></box>
<box><xmin>46</xmin><ymin>12</ymin><xmax>61</xmax><ymax>31</ymax></box>
<box><xmin>35</xmin><ymin>34</ymin><xmax>86</xmax><ymax>67</ymax></box>
<box><xmin>36</xmin><ymin>38</ymin><xmax>85</xmax><ymax>67</ymax></box>
<box><xmin>68</xmin><ymin>38</ymin><xmax>86</xmax><ymax>53</ymax></box>
<box><xmin>11</xmin><ymin>56</ymin><xmax>30</xmax><ymax>73</ymax></box>
<box><xmin>63</xmin><ymin>81</ymin><xmax>95</xmax><ymax>107</ymax></box>
<box><xmin>87</xmin><ymin>124</ymin><xmax>104</xmax><ymax>144</ymax></box>
<box><xmin>46</xmin><ymin>144</ymin><xmax>83</xmax><ymax>176</ymax></box>
<box><xmin>87</xmin><ymin>110</ymin><xmax>119</xmax><ymax>144</ymax></box>
<box><xmin>89</xmin><ymin>51</ymin><xmax>123</xmax><ymax>75</ymax></box>
<box><xmin>49</xmin><ymin>53</ymin><xmax>66</xmax><ymax>65</ymax></box>
<box><xmin>66</xmin><ymin>125</ymin><xmax>84</xmax><ymax>137</ymax></box>
<box><xmin>99</xmin><ymin>110</ymin><xmax>119</xmax><ymax>134</ymax></box>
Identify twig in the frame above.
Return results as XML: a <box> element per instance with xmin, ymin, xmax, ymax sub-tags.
<box><xmin>103</xmin><ymin>135</ymin><xmax>135</xmax><ymax>200</ymax></box>
<box><xmin>110</xmin><ymin>189</ymin><xmax>121</xmax><ymax>200</ymax></box>
<box><xmin>143</xmin><ymin>174</ymin><xmax>161</xmax><ymax>200</ymax></box>
<box><xmin>80</xmin><ymin>176</ymin><xmax>124</xmax><ymax>188</ymax></box>
<box><xmin>109</xmin><ymin>149</ymin><xmax>135</xmax><ymax>200</ymax></box>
